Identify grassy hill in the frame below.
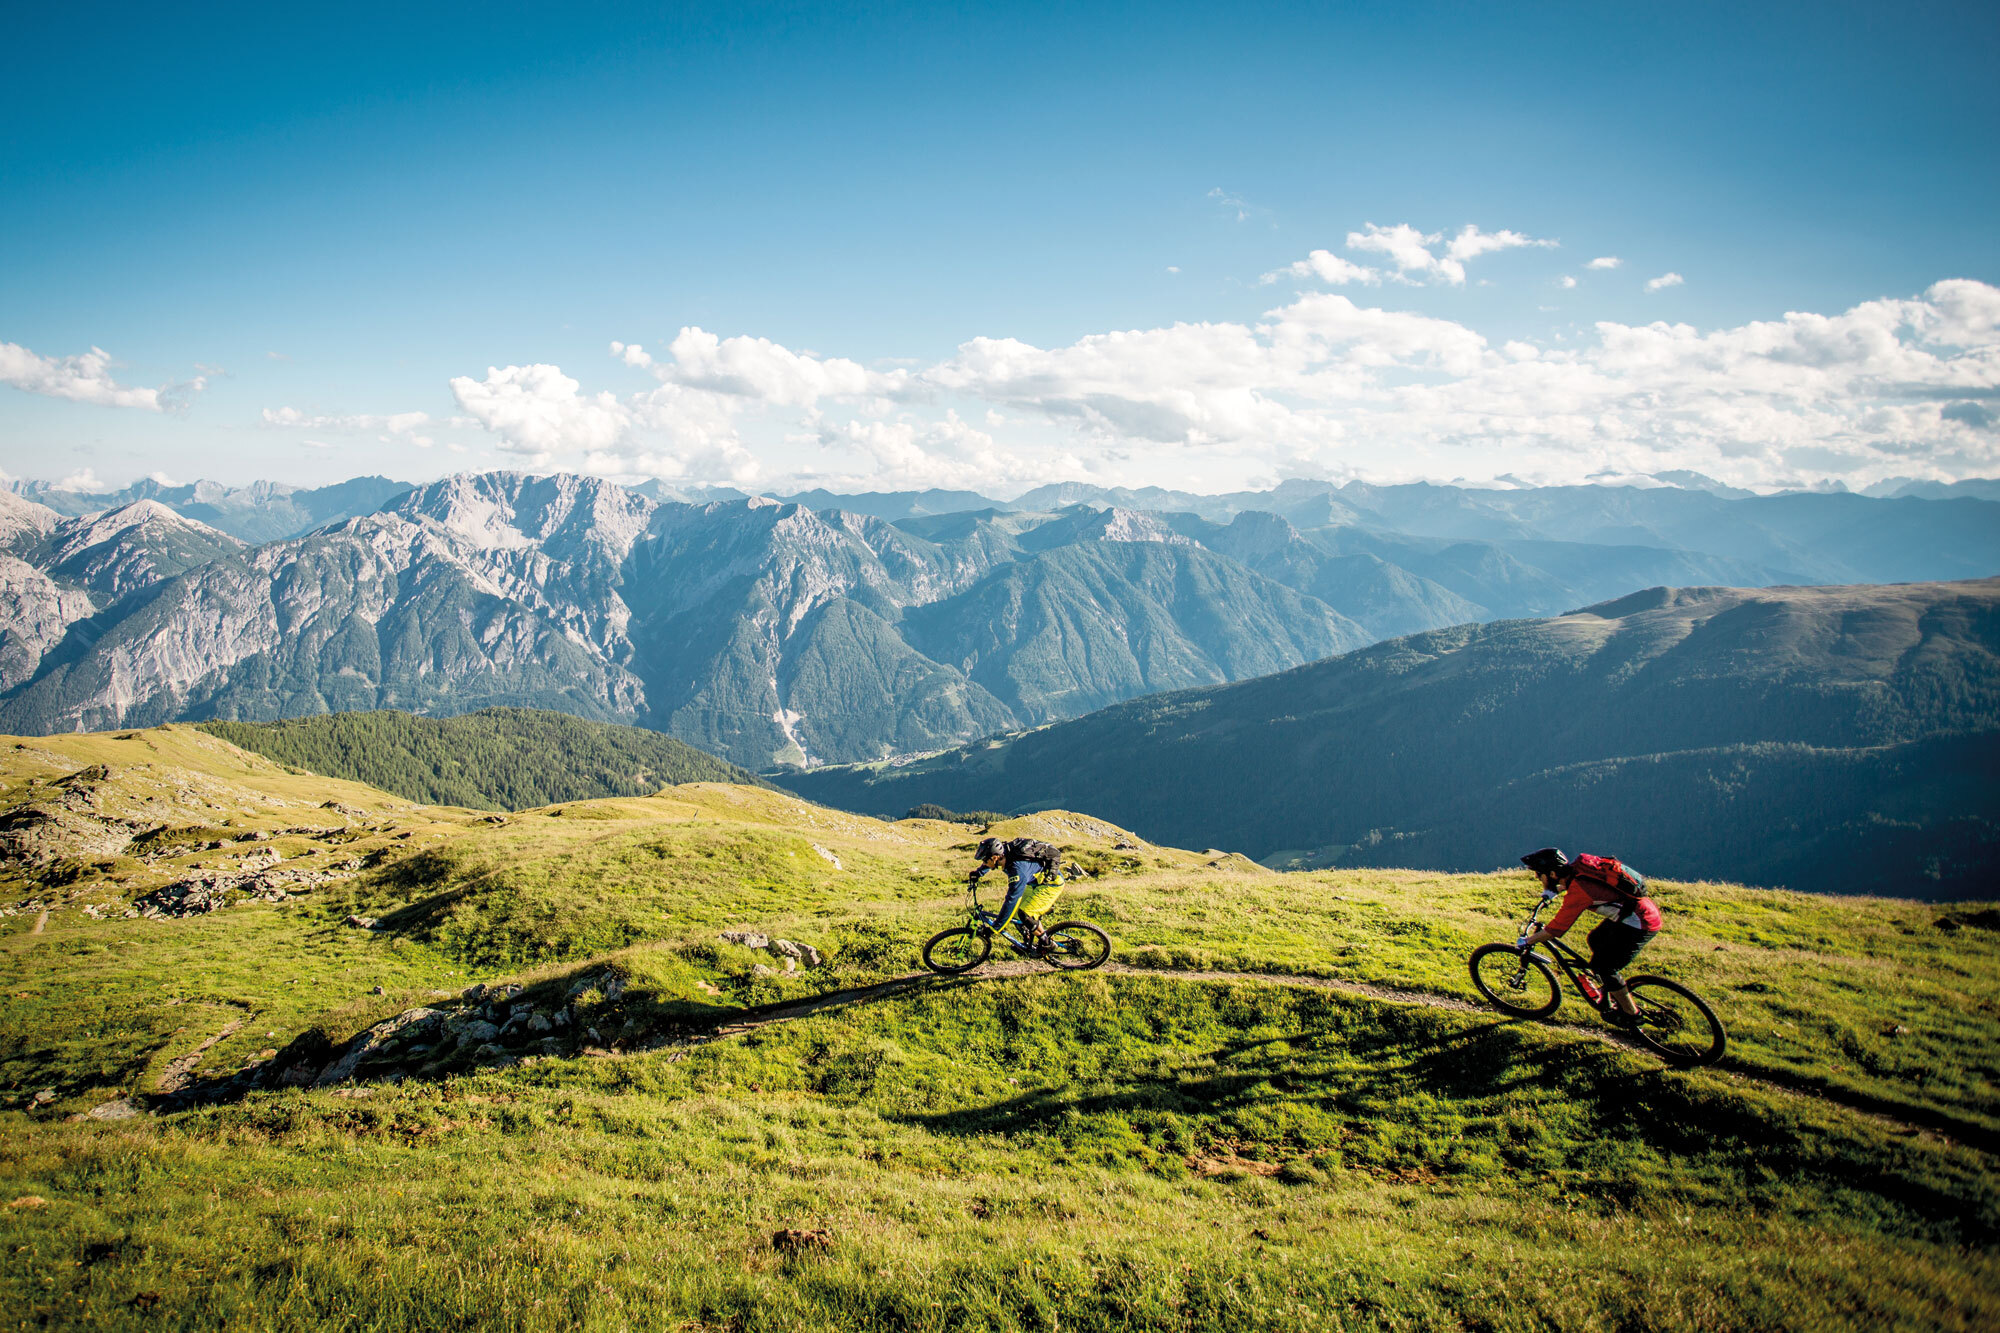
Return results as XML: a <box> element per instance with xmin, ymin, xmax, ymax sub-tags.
<box><xmin>1</xmin><ymin>726</ymin><xmax>1996</xmax><ymax>1329</ymax></box>
<box><xmin>781</xmin><ymin>578</ymin><xmax>2000</xmax><ymax>898</ymax></box>
<box><xmin>196</xmin><ymin>707</ymin><xmax>759</xmax><ymax>810</ymax></box>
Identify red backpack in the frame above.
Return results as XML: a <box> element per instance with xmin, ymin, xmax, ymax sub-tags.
<box><xmin>1570</xmin><ymin>853</ymin><xmax>1648</xmax><ymax>902</ymax></box>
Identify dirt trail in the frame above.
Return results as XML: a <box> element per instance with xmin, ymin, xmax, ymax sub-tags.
<box><xmin>30</xmin><ymin>910</ymin><xmax>48</xmax><ymax>934</ymax></box>
<box><xmin>664</xmin><ymin>958</ymin><xmax>1992</xmax><ymax>1151</ymax></box>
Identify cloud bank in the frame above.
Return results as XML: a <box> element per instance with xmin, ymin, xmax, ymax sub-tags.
<box><xmin>0</xmin><ymin>343</ymin><xmax>200</xmax><ymax>411</ymax></box>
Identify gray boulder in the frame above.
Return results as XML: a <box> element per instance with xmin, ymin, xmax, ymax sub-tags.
<box><xmin>720</xmin><ymin>930</ymin><xmax>769</xmax><ymax>950</ymax></box>
<box><xmin>455</xmin><ymin>1019</ymin><xmax>502</xmax><ymax>1047</ymax></box>
<box><xmin>771</xmin><ymin>939</ymin><xmax>822</xmax><ymax>967</ymax></box>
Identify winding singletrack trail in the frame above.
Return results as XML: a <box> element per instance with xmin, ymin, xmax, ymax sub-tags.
<box><xmin>30</xmin><ymin>910</ymin><xmax>48</xmax><ymax>934</ymax></box>
<box><xmin>659</xmin><ymin>957</ymin><xmax>1993</xmax><ymax>1153</ymax></box>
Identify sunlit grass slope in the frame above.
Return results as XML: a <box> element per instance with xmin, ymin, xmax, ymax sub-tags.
<box><xmin>2</xmin><ymin>726</ymin><xmax>1996</xmax><ymax>1330</ymax></box>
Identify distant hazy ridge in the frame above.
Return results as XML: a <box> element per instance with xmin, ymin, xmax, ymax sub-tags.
<box><xmin>781</xmin><ymin>578</ymin><xmax>2000</xmax><ymax>898</ymax></box>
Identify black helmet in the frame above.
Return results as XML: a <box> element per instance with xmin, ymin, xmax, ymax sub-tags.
<box><xmin>975</xmin><ymin>837</ymin><xmax>1006</xmax><ymax>861</ymax></box>
<box><xmin>1520</xmin><ymin>847</ymin><xmax>1568</xmax><ymax>875</ymax></box>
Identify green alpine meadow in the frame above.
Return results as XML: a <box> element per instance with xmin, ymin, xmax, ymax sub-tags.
<box><xmin>2</xmin><ymin>724</ymin><xmax>1995</xmax><ymax>1330</ymax></box>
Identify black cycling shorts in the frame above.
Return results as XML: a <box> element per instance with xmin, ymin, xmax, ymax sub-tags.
<box><xmin>1586</xmin><ymin>921</ymin><xmax>1657</xmax><ymax>988</ymax></box>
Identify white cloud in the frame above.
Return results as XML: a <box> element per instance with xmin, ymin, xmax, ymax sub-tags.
<box><xmin>1207</xmin><ymin>187</ymin><xmax>1260</xmax><ymax>221</ymax></box>
<box><xmin>609</xmin><ymin>341</ymin><xmax>654</xmax><ymax>368</ymax></box>
<box><xmin>1443</xmin><ymin>225</ymin><xmax>1558</xmax><ymax>264</ymax></box>
<box><xmin>1347</xmin><ymin>223</ymin><xmax>1448</xmax><ymax>281</ymax></box>
<box><xmin>1559</xmin><ymin>275</ymin><xmax>1578</xmax><ymax>289</ymax></box>
<box><xmin>449</xmin><ymin>364</ymin><xmax>631</xmax><ymax>459</ymax></box>
<box><xmin>1586</xmin><ymin>256</ymin><xmax>1623</xmax><ymax>270</ymax></box>
<box><xmin>429</xmin><ymin>276</ymin><xmax>2000</xmax><ymax>495</ymax></box>
<box><xmin>1263</xmin><ymin>249</ymin><xmax>1382</xmax><ymax>287</ymax></box>
<box><xmin>1166</xmin><ymin>265</ymin><xmax>1181</xmax><ymax>274</ymax></box>
<box><xmin>813</xmin><ymin>411</ymin><xmax>1049</xmax><ymax>490</ymax></box>
<box><xmin>262</xmin><ymin>407</ymin><xmax>432</xmax><ymax>435</ymax></box>
<box><xmin>0</xmin><ymin>342</ymin><xmax>187</xmax><ymax>411</ymax></box>
<box><xmin>1343</xmin><ymin>223</ymin><xmax>1553</xmax><ymax>285</ymax></box>
<box><xmin>54</xmin><ymin>468</ymin><xmax>103</xmax><ymax>492</ymax></box>
<box><xmin>651</xmin><ymin>327</ymin><xmax>898</xmax><ymax>405</ymax></box>
<box><xmin>1646</xmin><ymin>272</ymin><xmax>1686</xmax><ymax>292</ymax></box>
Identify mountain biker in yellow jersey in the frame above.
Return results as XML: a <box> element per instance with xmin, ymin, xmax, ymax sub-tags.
<box><xmin>1515</xmin><ymin>847</ymin><xmax>1662</xmax><ymax>1025</ymax></box>
<box><xmin>969</xmin><ymin>835</ymin><xmax>1066</xmax><ymax>950</ymax></box>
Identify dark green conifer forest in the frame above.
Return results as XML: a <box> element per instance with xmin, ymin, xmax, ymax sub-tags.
<box><xmin>197</xmin><ymin>708</ymin><xmax>757</xmax><ymax>810</ymax></box>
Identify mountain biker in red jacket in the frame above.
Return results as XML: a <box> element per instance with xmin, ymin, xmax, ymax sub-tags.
<box><xmin>1515</xmin><ymin>847</ymin><xmax>1661</xmax><ymax>1023</ymax></box>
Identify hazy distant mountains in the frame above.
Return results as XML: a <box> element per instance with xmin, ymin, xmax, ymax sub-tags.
<box><xmin>781</xmin><ymin>578</ymin><xmax>2000</xmax><ymax>898</ymax></box>
<box><xmin>7</xmin><ymin>475</ymin><xmax>415</xmax><ymax>544</ymax></box>
<box><xmin>1</xmin><ymin>469</ymin><xmax>1997</xmax><ymax>775</ymax></box>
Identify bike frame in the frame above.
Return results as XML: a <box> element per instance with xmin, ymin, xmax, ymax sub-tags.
<box><xmin>963</xmin><ymin>875</ymin><xmax>1049</xmax><ymax>956</ymax></box>
<box><xmin>1515</xmin><ymin>891</ymin><xmax>1613</xmax><ymax>1006</ymax></box>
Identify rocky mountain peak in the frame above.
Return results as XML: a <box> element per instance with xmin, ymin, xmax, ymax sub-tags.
<box><xmin>51</xmin><ymin>500</ymin><xmax>240</xmax><ymax>557</ymax></box>
<box><xmin>0</xmin><ymin>490</ymin><xmax>62</xmax><ymax>550</ymax></box>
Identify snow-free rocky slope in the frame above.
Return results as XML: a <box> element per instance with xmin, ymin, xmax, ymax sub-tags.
<box><xmin>0</xmin><ymin>473</ymin><xmax>1366</xmax><ymax>766</ymax></box>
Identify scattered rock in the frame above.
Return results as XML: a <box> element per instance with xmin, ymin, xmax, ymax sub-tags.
<box><xmin>345</xmin><ymin>915</ymin><xmax>377</xmax><ymax>930</ymax></box>
<box><xmin>83</xmin><ymin>1098</ymin><xmax>140</xmax><ymax>1121</ymax></box>
<box><xmin>316</xmin><ymin>1008</ymin><xmax>445</xmax><ymax>1085</ymax></box>
<box><xmin>810</xmin><ymin>843</ymin><xmax>842</xmax><ymax>870</ymax></box>
<box><xmin>527</xmin><ymin>1013</ymin><xmax>553</xmax><ymax>1034</ymax></box>
<box><xmin>456</xmin><ymin>1020</ymin><xmax>503</xmax><ymax>1047</ymax></box>
<box><xmin>783</xmin><ymin>957</ymin><xmax>798</xmax><ymax>975</ymax></box>
<box><xmin>463</xmin><ymin>983</ymin><xmax>488</xmax><ymax>1002</ymax></box>
<box><xmin>752</xmin><ymin>963</ymin><xmax>775</xmax><ymax>977</ymax></box>
<box><xmin>1114</xmin><ymin>840</ymin><xmax>1139</xmax><ymax>851</ymax></box>
<box><xmin>768</xmin><ymin>932</ymin><xmax>824</xmax><ymax>964</ymax></box>
<box><xmin>720</xmin><ymin>930</ymin><xmax>769</xmax><ymax>950</ymax></box>
<box><xmin>320</xmin><ymin>801</ymin><xmax>366</xmax><ymax>818</ymax></box>
<box><xmin>6</xmin><ymin>1196</ymin><xmax>48</xmax><ymax>1211</ymax></box>
<box><xmin>370</xmin><ymin>985</ymin><xmax>386</xmax><ymax>996</ymax></box>
<box><xmin>0</xmin><ymin>804</ymin><xmax>135</xmax><ymax>869</ymax></box>
<box><xmin>772</xmin><ymin>1228</ymin><xmax>834</xmax><ymax>1256</ymax></box>
<box><xmin>31</xmin><ymin>1089</ymin><xmax>56</xmax><ymax>1105</ymax></box>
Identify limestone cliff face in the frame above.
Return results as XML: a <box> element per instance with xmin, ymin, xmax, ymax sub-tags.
<box><xmin>0</xmin><ymin>471</ymin><xmax>1457</xmax><ymax>766</ymax></box>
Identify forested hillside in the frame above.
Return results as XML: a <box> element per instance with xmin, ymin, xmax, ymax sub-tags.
<box><xmin>197</xmin><ymin>707</ymin><xmax>758</xmax><ymax>809</ymax></box>
<box><xmin>782</xmin><ymin>578</ymin><xmax>2000</xmax><ymax>897</ymax></box>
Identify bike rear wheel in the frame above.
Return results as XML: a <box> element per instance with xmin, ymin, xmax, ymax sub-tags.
<box><xmin>1469</xmin><ymin>943</ymin><xmax>1562</xmax><ymax>1018</ymax></box>
<box><xmin>1041</xmin><ymin>921</ymin><xmax>1111</xmax><ymax>970</ymax></box>
<box><xmin>1622</xmin><ymin>975</ymin><xmax>1726</xmax><ymax>1066</ymax></box>
<box><xmin>922</xmin><ymin>926</ymin><xmax>992</xmax><ymax>975</ymax></box>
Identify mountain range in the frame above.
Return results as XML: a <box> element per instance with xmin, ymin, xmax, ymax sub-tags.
<box><xmin>780</xmin><ymin>577</ymin><xmax>2000</xmax><ymax>898</ymax></box>
<box><xmin>0</xmin><ymin>469</ymin><xmax>1996</xmax><ymax>774</ymax></box>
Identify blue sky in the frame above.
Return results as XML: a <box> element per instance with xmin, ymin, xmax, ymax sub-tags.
<box><xmin>5</xmin><ymin>0</ymin><xmax>1997</xmax><ymax>496</ymax></box>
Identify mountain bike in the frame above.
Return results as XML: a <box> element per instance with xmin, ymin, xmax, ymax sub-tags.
<box><xmin>1468</xmin><ymin>890</ymin><xmax>1726</xmax><ymax>1066</ymax></box>
<box><xmin>922</xmin><ymin>869</ymin><xmax>1110</xmax><ymax>975</ymax></box>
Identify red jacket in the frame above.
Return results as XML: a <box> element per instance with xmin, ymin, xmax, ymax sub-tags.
<box><xmin>1547</xmin><ymin>875</ymin><xmax>1662</xmax><ymax>935</ymax></box>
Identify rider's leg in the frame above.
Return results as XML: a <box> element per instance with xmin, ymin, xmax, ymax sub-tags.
<box><xmin>990</xmin><ymin>861</ymin><xmax>1043</xmax><ymax>935</ymax></box>
<box><xmin>1588</xmin><ymin>922</ymin><xmax>1654</xmax><ymax>1016</ymax></box>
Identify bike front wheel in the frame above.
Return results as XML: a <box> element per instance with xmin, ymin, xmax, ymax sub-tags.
<box><xmin>922</xmin><ymin>926</ymin><xmax>992</xmax><ymax>975</ymax></box>
<box><xmin>1622</xmin><ymin>975</ymin><xmax>1726</xmax><ymax>1066</ymax></box>
<box><xmin>1040</xmin><ymin>921</ymin><xmax>1111</xmax><ymax>971</ymax></box>
<box><xmin>1469</xmin><ymin>943</ymin><xmax>1561</xmax><ymax>1018</ymax></box>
